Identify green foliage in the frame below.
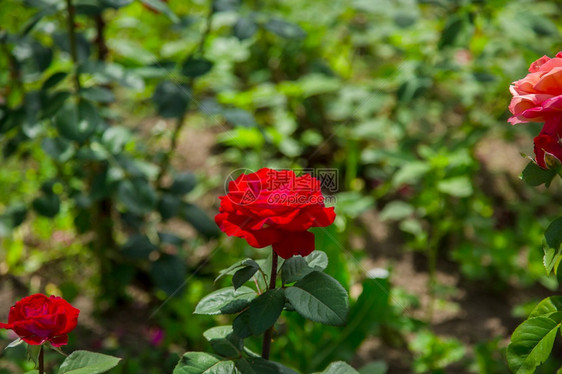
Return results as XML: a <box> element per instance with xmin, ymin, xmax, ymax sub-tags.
<box><xmin>58</xmin><ymin>351</ymin><xmax>121</xmax><ymax>374</ymax></box>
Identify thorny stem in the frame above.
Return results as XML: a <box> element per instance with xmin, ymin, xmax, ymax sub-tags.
<box><xmin>261</xmin><ymin>250</ymin><xmax>278</xmax><ymax>360</ymax></box>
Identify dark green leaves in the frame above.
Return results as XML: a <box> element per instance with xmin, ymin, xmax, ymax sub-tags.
<box><xmin>181</xmin><ymin>203</ymin><xmax>220</xmax><ymax>238</ymax></box>
<box><xmin>264</xmin><ymin>19</ymin><xmax>306</xmax><ymax>40</ymax></box>
<box><xmin>182</xmin><ymin>57</ymin><xmax>213</xmax><ymax>78</ymax></box>
<box><xmin>247</xmin><ymin>289</ymin><xmax>285</xmax><ymax>335</ymax></box>
<box><xmin>194</xmin><ymin>286</ymin><xmax>257</xmax><ymax>315</ymax></box>
<box><xmin>233</xmin><ymin>262</ymin><xmax>260</xmax><ymax>290</ymax></box>
<box><xmin>507</xmin><ymin>312</ymin><xmax>562</xmax><ymax>374</ymax></box>
<box><xmin>58</xmin><ymin>350</ymin><xmax>121</xmax><ymax>374</ymax></box>
<box><xmin>150</xmin><ymin>254</ymin><xmax>187</xmax><ymax>295</ymax></box>
<box><xmin>152</xmin><ymin>81</ymin><xmax>190</xmax><ymax>118</ymax></box>
<box><xmin>234</xmin><ymin>17</ymin><xmax>258</xmax><ymax>40</ymax></box>
<box><xmin>285</xmin><ymin>271</ymin><xmax>349</xmax><ymax>326</ymax></box>
<box><xmin>521</xmin><ymin>161</ymin><xmax>556</xmax><ymax>187</ymax></box>
<box><xmin>281</xmin><ymin>256</ymin><xmax>314</xmax><ymax>284</ymax></box>
<box><xmin>169</xmin><ymin>172</ymin><xmax>197</xmax><ymax>195</ymax></box>
<box><xmin>80</xmin><ymin>86</ymin><xmax>115</xmax><ymax>103</ymax></box>
<box><xmin>32</xmin><ymin>192</ymin><xmax>60</xmax><ymax>218</ymax></box>
<box><xmin>543</xmin><ymin>217</ymin><xmax>562</xmax><ymax>275</ymax></box>
<box><xmin>55</xmin><ymin>100</ymin><xmax>101</xmax><ymax>143</ymax></box>
<box><xmin>203</xmin><ymin>326</ymin><xmax>243</xmax><ymax>358</ymax></box>
<box><xmin>117</xmin><ymin>179</ymin><xmax>157</xmax><ymax>215</ymax></box>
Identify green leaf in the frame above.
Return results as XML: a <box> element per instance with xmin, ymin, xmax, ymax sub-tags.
<box><xmin>203</xmin><ymin>326</ymin><xmax>243</xmax><ymax>358</ymax></box>
<box><xmin>32</xmin><ymin>193</ymin><xmax>60</xmax><ymax>217</ymax></box>
<box><xmin>223</xmin><ymin>109</ymin><xmax>257</xmax><ymax>128</ymax></box>
<box><xmin>58</xmin><ymin>350</ymin><xmax>121</xmax><ymax>374</ymax></box>
<box><xmin>80</xmin><ymin>86</ymin><xmax>115</xmax><ymax>103</ymax></box>
<box><xmin>55</xmin><ymin>100</ymin><xmax>100</xmax><ymax>143</ymax></box>
<box><xmin>158</xmin><ymin>193</ymin><xmax>181</xmax><ymax>221</ymax></box>
<box><xmin>281</xmin><ymin>256</ymin><xmax>314</xmax><ymax>284</ymax></box>
<box><xmin>264</xmin><ymin>18</ymin><xmax>306</xmax><ymax>40</ymax></box>
<box><xmin>216</xmin><ymin>258</ymin><xmax>260</xmax><ymax>282</ymax></box>
<box><xmin>544</xmin><ymin>217</ymin><xmax>562</xmax><ymax>251</ymax></box>
<box><xmin>42</xmin><ymin>71</ymin><xmax>67</xmax><ymax>90</ymax></box>
<box><xmin>41</xmin><ymin>137</ymin><xmax>73</xmax><ymax>162</ymax></box>
<box><xmin>182</xmin><ymin>57</ymin><xmax>214</xmax><ymax>78</ymax></box>
<box><xmin>438</xmin><ymin>15</ymin><xmax>465</xmax><ymax>49</ymax></box>
<box><xmin>233</xmin><ymin>264</ymin><xmax>259</xmax><ymax>290</ymax></box>
<box><xmin>379</xmin><ymin>201</ymin><xmax>414</xmax><ymax>221</ymax></box>
<box><xmin>314</xmin><ymin>361</ymin><xmax>360</xmax><ymax>374</ymax></box>
<box><xmin>285</xmin><ymin>271</ymin><xmax>349</xmax><ymax>326</ymax></box>
<box><xmin>247</xmin><ymin>288</ymin><xmax>285</xmax><ymax>335</ymax></box>
<box><xmin>152</xmin><ymin>81</ymin><xmax>189</xmax><ymax>118</ymax></box>
<box><xmin>150</xmin><ymin>254</ymin><xmax>187</xmax><ymax>295</ymax></box>
<box><xmin>140</xmin><ymin>0</ymin><xmax>179</xmax><ymax>22</ymax></box>
<box><xmin>170</xmin><ymin>172</ymin><xmax>197</xmax><ymax>195</ymax></box>
<box><xmin>305</xmin><ymin>251</ymin><xmax>328</xmax><ymax>271</ymax></box>
<box><xmin>312</xmin><ymin>276</ymin><xmax>390</xmax><ymax>368</ymax></box>
<box><xmin>195</xmin><ymin>286</ymin><xmax>257</xmax><ymax>315</ymax></box>
<box><xmin>437</xmin><ymin>177</ymin><xmax>472</xmax><ymax>198</ymax></box>
<box><xmin>358</xmin><ymin>362</ymin><xmax>387</xmax><ymax>374</ymax></box>
<box><xmin>213</xmin><ymin>0</ymin><xmax>239</xmax><ymax>12</ymax></box>
<box><xmin>234</xmin><ymin>17</ymin><xmax>257</xmax><ymax>40</ymax></box>
<box><xmin>507</xmin><ymin>314</ymin><xmax>562</xmax><ymax>374</ymax></box>
<box><xmin>543</xmin><ymin>246</ymin><xmax>562</xmax><ymax>276</ymax></box>
<box><xmin>235</xmin><ymin>357</ymin><xmax>298</xmax><ymax>374</ymax></box>
<box><xmin>233</xmin><ymin>310</ymin><xmax>252</xmax><ymax>338</ymax></box>
<box><xmin>41</xmin><ymin>90</ymin><xmax>71</xmax><ymax>119</ymax></box>
<box><xmin>4</xmin><ymin>338</ymin><xmax>24</xmax><ymax>351</ymax></box>
<box><xmin>101</xmin><ymin>126</ymin><xmax>131</xmax><ymax>154</ymax></box>
<box><xmin>530</xmin><ymin>297</ymin><xmax>562</xmax><ymax>318</ymax></box>
<box><xmin>521</xmin><ymin>161</ymin><xmax>556</xmax><ymax>187</ymax></box>
<box><xmin>117</xmin><ymin>179</ymin><xmax>157</xmax><ymax>215</ymax></box>
<box><xmin>173</xmin><ymin>352</ymin><xmax>234</xmax><ymax>374</ymax></box>
<box><xmin>181</xmin><ymin>203</ymin><xmax>220</xmax><ymax>238</ymax></box>
<box><xmin>121</xmin><ymin>234</ymin><xmax>157</xmax><ymax>259</ymax></box>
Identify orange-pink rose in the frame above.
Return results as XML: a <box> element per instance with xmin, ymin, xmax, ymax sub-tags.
<box><xmin>508</xmin><ymin>52</ymin><xmax>562</xmax><ymax>132</ymax></box>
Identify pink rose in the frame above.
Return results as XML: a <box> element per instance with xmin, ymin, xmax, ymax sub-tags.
<box><xmin>508</xmin><ymin>52</ymin><xmax>562</xmax><ymax>128</ymax></box>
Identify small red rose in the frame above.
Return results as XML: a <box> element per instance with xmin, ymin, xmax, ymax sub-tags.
<box><xmin>216</xmin><ymin>168</ymin><xmax>336</xmax><ymax>259</ymax></box>
<box><xmin>534</xmin><ymin>133</ymin><xmax>562</xmax><ymax>169</ymax></box>
<box><xmin>0</xmin><ymin>294</ymin><xmax>80</xmax><ymax>347</ymax></box>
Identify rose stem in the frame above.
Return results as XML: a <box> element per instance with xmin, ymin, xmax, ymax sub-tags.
<box><xmin>38</xmin><ymin>345</ymin><xmax>44</xmax><ymax>374</ymax></box>
<box><xmin>261</xmin><ymin>250</ymin><xmax>278</xmax><ymax>360</ymax></box>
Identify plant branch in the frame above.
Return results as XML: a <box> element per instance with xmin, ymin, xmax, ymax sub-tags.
<box><xmin>38</xmin><ymin>345</ymin><xmax>44</xmax><ymax>374</ymax></box>
<box><xmin>65</xmin><ymin>0</ymin><xmax>80</xmax><ymax>92</ymax></box>
<box><xmin>155</xmin><ymin>8</ymin><xmax>213</xmax><ymax>189</ymax></box>
<box><xmin>261</xmin><ymin>250</ymin><xmax>278</xmax><ymax>360</ymax></box>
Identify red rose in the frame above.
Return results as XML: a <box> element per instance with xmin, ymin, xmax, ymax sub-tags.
<box><xmin>508</xmin><ymin>52</ymin><xmax>562</xmax><ymax>127</ymax></box>
<box><xmin>534</xmin><ymin>133</ymin><xmax>562</xmax><ymax>169</ymax></box>
<box><xmin>215</xmin><ymin>168</ymin><xmax>336</xmax><ymax>259</ymax></box>
<box><xmin>0</xmin><ymin>294</ymin><xmax>80</xmax><ymax>347</ymax></box>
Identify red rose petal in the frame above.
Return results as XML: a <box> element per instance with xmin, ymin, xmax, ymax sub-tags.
<box><xmin>272</xmin><ymin>231</ymin><xmax>315</xmax><ymax>259</ymax></box>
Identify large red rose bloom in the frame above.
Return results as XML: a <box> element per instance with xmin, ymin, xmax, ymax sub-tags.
<box><xmin>0</xmin><ymin>294</ymin><xmax>80</xmax><ymax>347</ymax></box>
<box><xmin>215</xmin><ymin>168</ymin><xmax>336</xmax><ymax>259</ymax></box>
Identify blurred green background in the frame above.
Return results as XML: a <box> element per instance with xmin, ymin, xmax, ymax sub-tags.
<box><xmin>1</xmin><ymin>0</ymin><xmax>562</xmax><ymax>372</ymax></box>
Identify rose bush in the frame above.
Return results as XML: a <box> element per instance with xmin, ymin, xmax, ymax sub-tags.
<box><xmin>215</xmin><ymin>168</ymin><xmax>335</xmax><ymax>259</ymax></box>
<box><xmin>0</xmin><ymin>294</ymin><xmax>80</xmax><ymax>347</ymax></box>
